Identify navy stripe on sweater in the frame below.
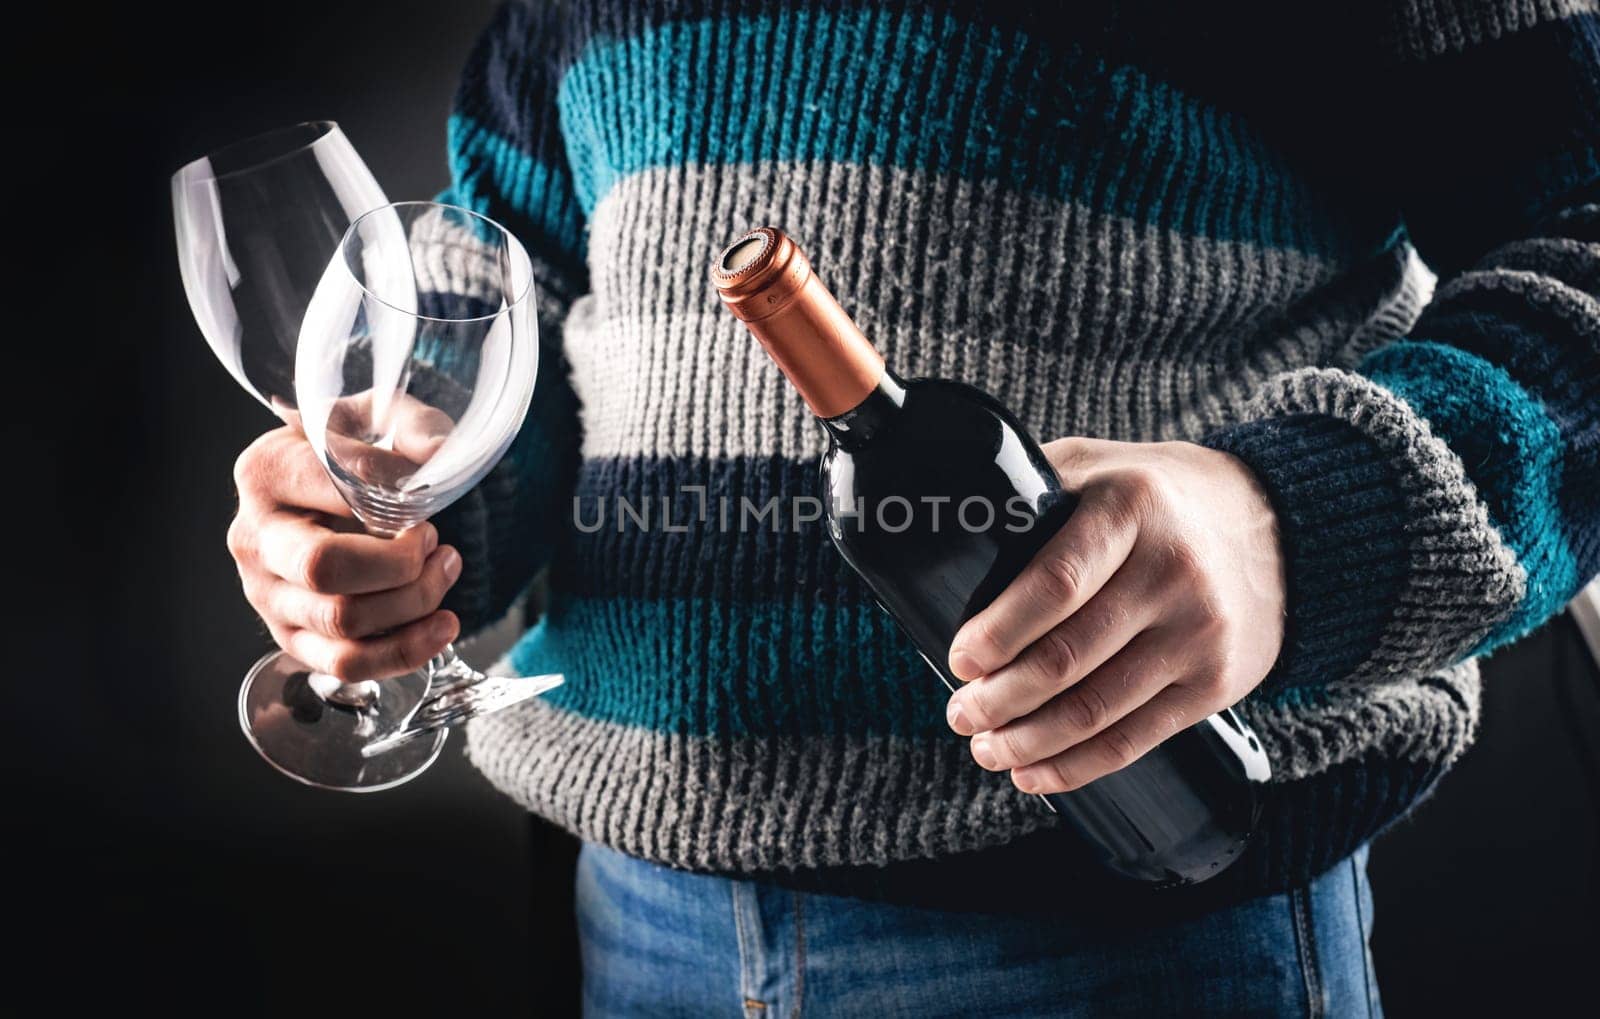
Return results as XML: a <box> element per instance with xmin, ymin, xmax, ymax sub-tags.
<box><xmin>1384</xmin><ymin>12</ymin><xmax>1600</xmax><ymax>272</ymax></box>
<box><xmin>450</xmin><ymin>0</ymin><xmax>589</xmax><ymax>269</ymax></box>
<box><xmin>1204</xmin><ymin>414</ymin><xmax>1411</xmax><ymax>688</ymax></box>
<box><xmin>554</xmin><ymin>455</ymin><xmax>876</xmax><ymax>604</ymax></box>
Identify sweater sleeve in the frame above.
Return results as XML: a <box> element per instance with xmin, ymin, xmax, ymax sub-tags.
<box><xmin>1203</xmin><ymin>2</ymin><xmax>1599</xmax><ymax>688</ymax></box>
<box><xmin>431</xmin><ymin>0</ymin><xmax>587</xmax><ymax>635</ymax></box>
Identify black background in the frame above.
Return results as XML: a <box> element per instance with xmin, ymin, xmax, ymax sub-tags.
<box><xmin>17</xmin><ymin>1</ymin><xmax>1599</xmax><ymax>1013</ymax></box>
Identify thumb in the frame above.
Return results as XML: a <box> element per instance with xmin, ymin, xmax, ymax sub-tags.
<box><xmin>390</xmin><ymin>393</ymin><xmax>455</xmax><ymax>465</ymax></box>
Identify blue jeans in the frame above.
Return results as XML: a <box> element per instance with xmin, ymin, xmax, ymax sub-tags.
<box><xmin>576</xmin><ymin>842</ymin><xmax>1381</xmax><ymax>1018</ymax></box>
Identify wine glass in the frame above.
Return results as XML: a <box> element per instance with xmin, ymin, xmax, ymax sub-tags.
<box><xmin>173</xmin><ymin>121</ymin><xmax>384</xmax><ymax>413</ymax></box>
<box><xmin>254</xmin><ymin>200</ymin><xmax>563</xmax><ymax>789</ymax></box>
<box><xmin>174</xmin><ymin>123</ymin><xmax>451</xmax><ymax>789</ymax></box>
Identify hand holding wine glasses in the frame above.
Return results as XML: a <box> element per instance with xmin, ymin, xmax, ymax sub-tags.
<box><xmin>173</xmin><ymin>126</ymin><xmax>562</xmax><ymax>792</ymax></box>
<box><xmin>288</xmin><ymin>199</ymin><xmax>563</xmax><ymax>771</ymax></box>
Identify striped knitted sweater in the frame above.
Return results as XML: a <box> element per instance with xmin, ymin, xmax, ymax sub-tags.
<box><xmin>433</xmin><ymin>0</ymin><xmax>1600</xmax><ymax>903</ymax></box>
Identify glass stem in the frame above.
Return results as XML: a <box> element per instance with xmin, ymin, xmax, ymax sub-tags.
<box><xmin>424</xmin><ymin>643</ymin><xmax>482</xmax><ymax>697</ymax></box>
<box><xmin>308</xmin><ymin>672</ymin><xmax>382</xmax><ymax>711</ymax></box>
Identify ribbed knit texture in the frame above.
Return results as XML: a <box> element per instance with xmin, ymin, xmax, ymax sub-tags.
<box><xmin>433</xmin><ymin>0</ymin><xmax>1600</xmax><ymax>904</ymax></box>
<box><xmin>1204</xmin><ymin>414</ymin><xmax>1412</xmax><ymax>688</ymax></box>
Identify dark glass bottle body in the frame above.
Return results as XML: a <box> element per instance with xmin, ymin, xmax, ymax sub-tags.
<box><xmin>821</xmin><ymin>371</ymin><xmax>1270</xmax><ymax>886</ymax></box>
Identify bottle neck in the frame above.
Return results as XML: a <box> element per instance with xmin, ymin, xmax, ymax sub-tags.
<box><xmin>712</xmin><ymin>227</ymin><xmax>886</xmax><ymax>419</ymax></box>
<box><xmin>821</xmin><ymin>371</ymin><xmax>907</xmax><ymax>451</ymax></box>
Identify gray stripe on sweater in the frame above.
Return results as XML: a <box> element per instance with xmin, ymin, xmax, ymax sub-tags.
<box><xmin>467</xmin><ymin>658</ymin><xmax>1478</xmax><ymax>871</ymax></box>
<box><xmin>1433</xmin><ymin>264</ymin><xmax>1600</xmax><ymax>335</ymax></box>
<box><xmin>1472</xmin><ymin>237</ymin><xmax>1600</xmax><ymax>289</ymax></box>
<box><xmin>1239</xmin><ymin>662</ymin><xmax>1481</xmax><ymax>782</ymax></box>
<box><xmin>1384</xmin><ymin>0</ymin><xmax>1595</xmax><ymax>61</ymax></box>
<box><xmin>568</xmin><ymin>162</ymin><xmax>1426</xmax><ymax>454</ymax></box>
<box><xmin>465</xmin><ymin>693</ymin><xmax>1054</xmax><ymax>870</ymax></box>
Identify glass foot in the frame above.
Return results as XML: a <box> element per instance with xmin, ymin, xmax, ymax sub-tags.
<box><xmin>238</xmin><ymin>649</ymin><xmax>446</xmax><ymax>792</ymax></box>
<box><xmin>360</xmin><ymin>669</ymin><xmax>564</xmax><ymax>758</ymax></box>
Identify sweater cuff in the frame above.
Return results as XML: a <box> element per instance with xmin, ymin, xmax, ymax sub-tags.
<box><xmin>1203</xmin><ymin>413</ymin><xmax>1412</xmax><ymax>688</ymax></box>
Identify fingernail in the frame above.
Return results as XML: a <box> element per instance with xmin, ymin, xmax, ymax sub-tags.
<box><xmin>422</xmin><ymin>525</ymin><xmax>439</xmax><ymax>555</ymax></box>
<box><xmin>1012</xmin><ymin>768</ymin><xmax>1039</xmax><ymax>793</ymax></box>
<box><xmin>970</xmin><ymin>733</ymin><xmax>997</xmax><ymax>770</ymax></box>
<box><xmin>441</xmin><ymin>546</ymin><xmax>462</xmax><ymax>582</ymax></box>
<box><xmin>949</xmin><ymin>647</ymin><xmax>981</xmax><ymax>681</ymax></box>
<box><xmin>433</xmin><ymin>612</ymin><xmax>458</xmax><ymax>641</ymax></box>
<box><xmin>946</xmin><ymin>697</ymin><xmax>971</xmax><ymax>735</ymax></box>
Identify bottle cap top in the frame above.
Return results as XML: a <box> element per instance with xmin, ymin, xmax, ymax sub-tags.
<box><xmin>710</xmin><ymin>226</ymin><xmax>812</xmax><ymax>323</ymax></box>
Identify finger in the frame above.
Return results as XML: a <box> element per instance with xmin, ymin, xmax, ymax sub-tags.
<box><xmin>965</xmin><ymin>627</ymin><xmax>1178</xmax><ymax>771</ymax></box>
<box><xmin>391</xmin><ymin>395</ymin><xmax>455</xmax><ymax>464</ymax></box>
<box><xmin>323</xmin><ymin>433</ymin><xmax>431</xmax><ymax>490</ymax></box>
<box><xmin>263</xmin><ymin>545</ymin><xmax>463</xmax><ymax>639</ymax></box>
<box><xmin>322</xmin><ymin>394</ymin><xmax>455</xmax><ymax>490</ymax></box>
<box><xmin>283</xmin><ymin>610</ymin><xmax>460</xmax><ymax>682</ymax></box>
<box><xmin>235</xmin><ymin>563</ymin><xmax>277</xmax><ymax>620</ymax></box>
<box><xmin>947</xmin><ymin>564</ymin><xmax>1161</xmax><ymax>735</ymax></box>
<box><xmin>236</xmin><ymin>430</ymin><xmax>350</xmax><ymax>518</ymax></box>
<box><xmin>255</xmin><ymin>513</ymin><xmax>437</xmax><ymax>594</ymax></box>
<box><xmin>326</xmin><ymin>391</ymin><xmax>454</xmax><ymax>464</ymax></box>
<box><xmin>263</xmin><ymin>618</ymin><xmax>300</xmax><ymax>660</ymax></box>
<box><xmin>948</xmin><ymin>488</ymin><xmax>1139</xmax><ymax>681</ymax></box>
<box><xmin>1011</xmin><ymin>684</ymin><xmax>1208</xmax><ymax>794</ymax></box>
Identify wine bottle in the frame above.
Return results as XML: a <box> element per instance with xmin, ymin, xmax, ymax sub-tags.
<box><xmin>711</xmin><ymin>226</ymin><xmax>1271</xmax><ymax>886</ymax></box>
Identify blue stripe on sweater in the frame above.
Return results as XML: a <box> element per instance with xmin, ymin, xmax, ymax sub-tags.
<box><xmin>508</xmin><ymin>593</ymin><xmax>946</xmax><ymax>737</ymax></box>
<box><xmin>448</xmin><ymin>114</ymin><xmax>588</xmax><ymax>261</ymax></box>
<box><xmin>1415</xmin><ymin>288</ymin><xmax>1600</xmax><ymax>443</ymax></box>
<box><xmin>1362</xmin><ymin>340</ymin><xmax>1580</xmax><ymax>651</ymax></box>
<box><xmin>1412</xmin><ymin>285</ymin><xmax>1600</xmax><ymax>580</ymax></box>
<box><xmin>552</xmin><ymin>7</ymin><xmax>1371</xmax><ymax>256</ymax></box>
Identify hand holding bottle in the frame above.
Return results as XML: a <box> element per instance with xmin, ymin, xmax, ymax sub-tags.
<box><xmin>715</xmin><ymin>225</ymin><xmax>1272</xmax><ymax>884</ymax></box>
<box><xmin>944</xmin><ymin>437</ymin><xmax>1286</xmax><ymax>796</ymax></box>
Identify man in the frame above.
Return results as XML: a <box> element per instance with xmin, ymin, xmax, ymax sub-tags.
<box><xmin>226</xmin><ymin>1</ymin><xmax>1598</xmax><ymax>1013</ymax></box>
